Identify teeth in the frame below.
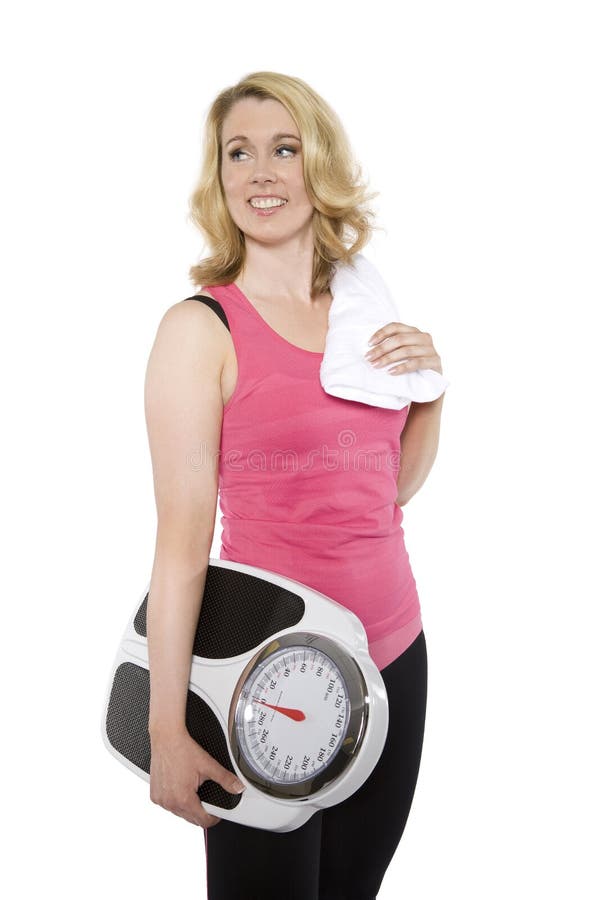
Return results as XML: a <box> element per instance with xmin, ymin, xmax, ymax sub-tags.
<box><xmin>249</xmin><ymin>198</ymin><xmax>287</xmax><ymax>209</ymax></box>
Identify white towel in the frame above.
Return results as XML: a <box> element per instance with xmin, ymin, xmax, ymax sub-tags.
<box><xmin>320</xmin><ymin>253</ymin><xmax>450</xmax><ymax>410</ymax></box>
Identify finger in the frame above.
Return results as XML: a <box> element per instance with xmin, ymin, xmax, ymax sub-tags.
<box><xmin>366</xmin><ymin>333</ymin><xmax>433</xmax><ymax>361</ymax></box>
<box><xmin>178</xmin><ymin>797</ymin><xmax>217</xmax><ymax>827</ymax></box>
<box><xmin>192</xmin><ymin>811</ymin><xmax>221</xmax><ymax>827</ymax></box>
<box><xmin>174</xmin><ymin>805</ymin><xmax>203</xmax><ymax>826</ymax></box>
<box><xmin>367</xmin><ymin>343</ymin><xmax>435</xmax><ymax>367</ymax></box>
<box><xmin>387</xmin><ymin>356</ymin><xmax>443</xmax><ymax>374</ymax></box>
<box><xmin>368</xmin><ymin>323</ymin><xmax>420</xmax><ymax>346</ymax></box>
<box><xmin>202</xmin><ymin>756</ymin><xmax>246</xmax><ymax>796</ymax></box>
<box><xmin>182</xmin><ymin>811</ymin><xmax>203</xmax><ymax>826</ymax></box>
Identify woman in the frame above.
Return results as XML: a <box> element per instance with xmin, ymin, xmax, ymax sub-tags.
<box><xmin>145</xmin><ymin>71</ymin><xmax>445</xmax><ymax>899</ymax></box>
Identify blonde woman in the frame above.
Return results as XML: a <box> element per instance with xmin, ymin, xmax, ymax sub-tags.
<box><xmin>145</xmin><ymin>71</ymin><xmax>444</xmax><ymax>899</ymax></box>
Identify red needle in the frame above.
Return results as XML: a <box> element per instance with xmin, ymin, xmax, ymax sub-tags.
<box><xmin>253</xmin><ymin>699</ymin><xmax>306</xmax><ymax>722</ymax></box>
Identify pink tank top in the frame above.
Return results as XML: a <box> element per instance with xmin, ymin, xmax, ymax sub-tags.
<box><xmin>199</xmin><ymin>281</ymin><xmax>423</xmax><ymax>671</ymax></box>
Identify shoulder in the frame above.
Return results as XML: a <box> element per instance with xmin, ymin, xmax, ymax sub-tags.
<box><xmin>176</xmin><ymin>290</ymin><xmax>228</xmax><ymax>323</ymax></box>
<box><xmin>161</xmin><ymin>291</ymin><xmax>222</xmax><ymax>331</ymax></box>
<box><xmin>150</xmin><ymin>294</ymin><xmax>229</xmax><ymax>367</ymax></box>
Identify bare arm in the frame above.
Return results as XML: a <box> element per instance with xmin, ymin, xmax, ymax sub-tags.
<box><xmin>396</xmin><ymin>394</ymin><xmax>445</xmax><ymax>506</ymax></box>
<box><xmin>144</xmin><ymin>299</ymin><xmax>226</xmax><ymax>739</ymax></box>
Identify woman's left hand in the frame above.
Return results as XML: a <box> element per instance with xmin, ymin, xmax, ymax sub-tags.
<box><xmin>364</xmin><ymin>322</ymin><xmax>444</xmax><ymax>376</ymax></box>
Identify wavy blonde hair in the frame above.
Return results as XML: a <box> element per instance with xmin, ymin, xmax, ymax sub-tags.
<box><xmin>187</xmin><ymin>71</ymin><xmax>382</xmax><ymax>297</ymax></box>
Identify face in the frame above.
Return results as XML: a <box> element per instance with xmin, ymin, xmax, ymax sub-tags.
<box><xmin>220</xmin><ymin>97</ymin><xmax>315</xmax><ymax>246</ymax></box>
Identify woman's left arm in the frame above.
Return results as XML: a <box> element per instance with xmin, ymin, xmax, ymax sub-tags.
<box><xmin>365</xmin><ymin>320</ymin><xmax>447</xmax><ymax>507</ymax></box>
<box><xmin>395</xmin><ymin>395</ymin><xmax>444</xmax><ymax>506</ymax></box>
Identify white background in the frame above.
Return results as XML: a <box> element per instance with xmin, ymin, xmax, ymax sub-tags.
<box><xmin>2</xmin><ymin>1</ymin><xmax>598</xmax><ymax>897</ymax></box>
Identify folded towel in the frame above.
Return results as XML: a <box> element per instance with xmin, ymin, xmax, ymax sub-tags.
<box><xmin>320</xmin><ymin>253</ymin><xmax>450</xmax><ymax>410</ymax></box>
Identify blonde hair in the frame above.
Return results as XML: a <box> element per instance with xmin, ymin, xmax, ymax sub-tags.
<box><xmin>187</xmin><ymin>71</ymin><xmax>381</xmax><ymax>297</ymax></box>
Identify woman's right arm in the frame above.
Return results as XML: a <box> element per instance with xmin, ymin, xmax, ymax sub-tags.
<box><xmin>143</xmin><ymin>299</ymin><xmax>245</xmax><ymax>827</ymax></box>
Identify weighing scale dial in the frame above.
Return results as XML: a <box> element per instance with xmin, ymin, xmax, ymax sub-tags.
<box><xmin>229</xmin><ymin>632</ymin><xmax>370</xmax><ymax>800</ymax></box>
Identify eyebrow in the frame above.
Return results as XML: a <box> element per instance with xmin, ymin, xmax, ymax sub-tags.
<box><xmin>225</xmin><ymin>132</ymin><xmax>302</xmax><ymax>147</ymax></box>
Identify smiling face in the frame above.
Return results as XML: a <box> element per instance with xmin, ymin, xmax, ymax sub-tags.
<box><xmin>220</xmin><ymin>96</ymin><xmax>315</xmax><ymax>246</ymax></box>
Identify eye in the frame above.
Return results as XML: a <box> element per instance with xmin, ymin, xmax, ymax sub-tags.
<box><xmin>228</xmin><ymin>145</ymin><xmax>297</xmax><ymax>161</ymax></box>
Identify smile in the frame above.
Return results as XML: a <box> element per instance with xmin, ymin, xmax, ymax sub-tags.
<box><xmin>248</xmin><ymin>199</ymin><xmax>288</xmax><ymax>216</ymax></box>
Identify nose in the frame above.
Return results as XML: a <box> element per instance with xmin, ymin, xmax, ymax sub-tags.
<box><xmin>250</xmin><ymin>172</ymin><xmax>276</xmax><ymax>186</ymax></box>
<box><xmin>249</xmin><ymin>153</ymin><xmax>278</xmax><ymax>185</ymax></box>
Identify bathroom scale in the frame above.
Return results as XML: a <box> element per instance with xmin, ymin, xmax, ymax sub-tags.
<box><xmin>101</xmin><ymin>557</ymin><xmax>389</xmax><ymax>833</ymax></box>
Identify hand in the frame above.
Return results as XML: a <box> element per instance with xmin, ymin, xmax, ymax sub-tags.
<box><xmin>364</xmin><ymin>322</ymin><xmax>443</xmax><ymax>376</ymax></box>
<box><xmin>149</xmin><ymin>729</ymin><xmax>246</xmax><ymax>828</ymax></box>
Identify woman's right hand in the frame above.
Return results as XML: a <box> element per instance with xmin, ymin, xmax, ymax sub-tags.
<box><xmin>149</xmin><ymin>729</ymin><xmax>246</xmax><ymax>828</ymax></box>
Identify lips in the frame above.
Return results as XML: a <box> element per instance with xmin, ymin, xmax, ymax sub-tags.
<box><xmin>247</xmin><ymin>198</ymin><xmax>289</xmax><ymax>217</ymax></box>
<box><xmin>248</xmin><ymin>196</ymin><xmax>287</xmax><ymax>202</ymax></box>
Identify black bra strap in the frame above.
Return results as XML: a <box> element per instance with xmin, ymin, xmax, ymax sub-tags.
<box><xmin>184</xmin><ymin>294</ymin><xmax>230</xmax><ymax>333</ymax></box>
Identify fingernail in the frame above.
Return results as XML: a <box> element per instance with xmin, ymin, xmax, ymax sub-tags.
<box><xmin>234</xmin><ymin>780</ymin><xmax>246</xmax><ymax>793</ymax></box>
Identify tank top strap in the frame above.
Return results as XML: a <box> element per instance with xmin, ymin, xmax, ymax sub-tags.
<box><xmin>183</xmin><ymin>292</ymin><xmax>230</xmax><ymax>333</ymax></box>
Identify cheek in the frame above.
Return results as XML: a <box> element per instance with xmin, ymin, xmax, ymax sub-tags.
<box><xmin>221</xmin><ymin>167</ymin><xmax>243</xmax><ymax>192</ymax></box>
<box><xmin>291</xmin><ymin>172</ymin><xmax>310</xmax><ymax>200</ymax></box>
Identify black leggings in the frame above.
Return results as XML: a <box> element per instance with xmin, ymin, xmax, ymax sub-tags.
<box><xmin>202</xmin><ymin>629</ymin><xmax>428</xmax><ymax>900</ymax></box>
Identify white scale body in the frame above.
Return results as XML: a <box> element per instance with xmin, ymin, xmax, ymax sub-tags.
<box><xmin>101</xmin><ymin>557</ymin><xmax>389</xmax><ymax>832</ymax></box>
